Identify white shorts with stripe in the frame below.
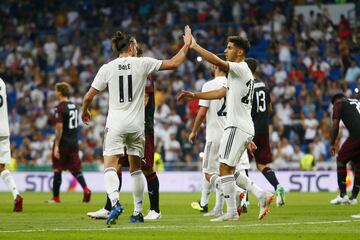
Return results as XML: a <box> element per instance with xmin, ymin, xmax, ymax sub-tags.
<box><xmin>0</xmin><ymin>137</ymin><xmax>11</xmax><ymax>164</ymax></box>
<box><xmin>103</xmin><ymin>128</ymin><xmax>145</xmax><ymax>158</ymax></box>
<box><xmin>219</xmin><ymin>127</ymin><xmax>253</xmax><ymax>168</ymax></box>
<box><xmin>236</xmin><ymin>150</ymin><xmax>250</xmax><ymax>171</ymax></box>
<box><xmin>202</xmin><ymin>141</ymin><xmax>220</xmax><ymax>174</ymax></box>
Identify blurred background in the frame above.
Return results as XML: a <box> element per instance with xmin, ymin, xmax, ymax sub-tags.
<box><xmin>1</xmin><ymin>0</ymin><xmax>360</xmax><ymax>173</ymax></box>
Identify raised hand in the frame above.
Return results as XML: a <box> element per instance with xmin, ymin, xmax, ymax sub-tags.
<box><xmin>190</xmin><ymin>36</ymin><xmax>197</xmax><ymax>49</ymax></box>
<box><xmin>183</xmin><ymin>25</ymin><xmax>192</xmax><ymax>47</ymax></box>
<box><xmin>177</xmin><ymin>90</ymin><xmax>195</xmax><ymax>102</ymax></box>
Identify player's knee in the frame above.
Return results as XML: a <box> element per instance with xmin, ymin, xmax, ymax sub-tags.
<box><xmin>219</xmin><ymin>163</ymin><xmax>234</xmax><ymax>176</ymax></box>
<box><xmin>142</xmin><ymin>168</ymin><xmax>154</xmax><ymax>176</ymax></box>
<box><xmin>0</xmin><ymin>164</ymin><xmax>5</xmax><ymax>172</ymax></box>
<box><xmin>204</xmin><ymin>173</ymin><xmax>213</xmax><ymax>182</ymax></box>
<box><xmin>336</xmin><ymin>160</ymin><xmax>346</xmax><ymax>167</ymax></box>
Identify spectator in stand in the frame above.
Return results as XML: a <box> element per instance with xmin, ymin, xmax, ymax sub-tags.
<box><xmin>303</xmin><ymin>111</ymin><xmax>319</xmax><ymax>145</ymax></box>
<box><xmin>345</xmin><ymin>59</ymin><xmax>360</xmax><ymax>84</ymax></box>
<box><xmin>273</xmin><ymin>137</ymin><xmax>295</xmax><ymax>169</ymax></box>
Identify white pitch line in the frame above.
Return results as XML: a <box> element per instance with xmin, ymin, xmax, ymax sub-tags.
<box><xmin>0</xmin><ymin>226</ymin><xmax>170</xmax><ymax>233</ymax></box>
<box><xmin>304</xmin><ymin>220</ymin><xmax>353</xmax><ymax>225</ymax></box>
<box><xmin>1</xmin><ymin>219</ymin><xmax>359</xmax><ymax>233</ymax></box>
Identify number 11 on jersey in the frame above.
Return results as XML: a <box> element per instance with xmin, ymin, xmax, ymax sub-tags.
<box><xmin>119</xmin><ymin>75</ymin><xmax>133</xmax><ymax>103</ymax></box>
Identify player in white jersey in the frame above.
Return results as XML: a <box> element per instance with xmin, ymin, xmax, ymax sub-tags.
<box><xmin>0</xmin><ymin>78</ymin><xmax>23</xmax><ymax>212</ymax></box>
<box><xmin>178</xmin><ymin>30</ymin><xmax>273</xmax><ymax>221</ymax></box>
<box><xmin>189</xmin><ymin>61</ymin><xmax>227</xmax><ymax>216</ymax></box>
<box><xmin>82</xmin><ymin>26</ymin><xmax>192</xmax><ymax>224</ymax></box>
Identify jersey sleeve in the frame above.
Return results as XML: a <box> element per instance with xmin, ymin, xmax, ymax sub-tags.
<box><xmin>54</xmin><ymin>104</ymin><xmax>64</xmax><ymax>123</ymax></box>
<box><xmin>91</xmin><ymin>65</ymin><xmax>108</xmax><ymax>91</ymax></box>
<box><xmin>332</xmin><ymin>101</ymin><xmax>343</xmax><ymax>120</ymax></box>
<box><xmin>228</xmin><ymin>61</ymin><xmax>248</xmax><ymax>80</ymax></box>
<box><xmin>141</xmin><ymin>57</ymin><xmax>162</xmax><ymax>76</ymax></box>
<box><xmin>198</xmin><ymin>82</ymin><xmax>211</xmax><ymax>108</ymax></box>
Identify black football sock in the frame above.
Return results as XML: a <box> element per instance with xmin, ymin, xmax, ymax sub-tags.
<box><xmin>337</xmin><ymin>165</ymin><xmax>347</xmax><ymax>197</ymax></box>
<box><xmin>351</xmin><ymin>170</ymin><xmax>360</xmax><ymax>200</ymax></box>
<box><xmin>71</xmin><ymin>171</ymin><xmax>88</xmax><ymax>189</ymax></box>
<box><xmin>104</xmin><ymin>171</ymin><xmax>122</xmax><ymax>211</ymax></box>
<box><xmin>118</xmin><ymin>171</ymin><xmax>122</xmax><ymax>191</ymax></box>
<box><xmin>262</xmin><ymin>167</ymin><xmax>280</xmax><ymax>191</ymax></box>
<box><xmin>245</xmin><ymin>169</ymin><xmax>249</xmax><ymax>202</ymax></box>
<box><xmin>146</xmin><ymin>172</ymin><xmax>160</xmax><ymax>213</ymax></box>
<box><xmin>53</xmin><ymin>171</ymin><xmax>62</xmax><ymax>198</ymax></box>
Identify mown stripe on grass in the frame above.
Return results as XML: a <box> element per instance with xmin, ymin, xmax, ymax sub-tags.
<box><xmin>1</xmin><ymin>219</ymin><xmax>359</xmax><ymax>233</ymax></box>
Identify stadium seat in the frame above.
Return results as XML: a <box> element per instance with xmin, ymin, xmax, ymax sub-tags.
<box><xmin>348</xmin><ymin>82</ymin><xmax>358</xmax><ymax>91</ymax></box>
<box><xmin>306</xmin><ymin>82</ymin><xmax>314</xmax><ymax>91</ymax></box>
<box><xmin>10</xmin><ymin>135</ymin><xmax>24</xmax><ymax>147</ymax></box>
<box><xmin>328</xmin><ymin>67</ymin><xmax>341</xmax><ymax>82</ymax></box>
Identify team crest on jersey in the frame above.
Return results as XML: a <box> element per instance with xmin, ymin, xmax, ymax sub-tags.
<box><xmin>146</xmin><ymin>79</ymin><xmax>151</xmax><ymax>87</ymax></box>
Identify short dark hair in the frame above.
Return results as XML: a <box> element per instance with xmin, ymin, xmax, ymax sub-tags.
<box><xmin>244</xmin><ymin>58</ymin><xmax>258</xmax><ymax>74</ymax></box>
<box><xmin>216</xmin><ymin>53</ymin><xmax>226</xmax><ymax>60</ymax></box>
<box><xmin>137</xmin><ymin>46</ymin><xmax>143</xmax><ymax>56</ymax></box>
<box><xmin>227</xmin><ymin>36</ymin><xmax>250</xmax><ymax>55</ymax></box>
<box><xmin>112</xmin><ymin>31</ymin><xmax>135</xmax><ymax>53</ymax></box>
<box><xmin>331</xmin><ymin>93</ymin><xmax>346</xmax><ymax>104</ymax></box>
<box><xmin>55</xmin><ymin>82</ymin><xmax>71</xmax><ymax>97</ymax></box>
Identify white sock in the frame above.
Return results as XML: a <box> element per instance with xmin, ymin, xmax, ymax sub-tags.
<box><xmin>214</xmin><ymin>188</ymin><xmax>224</xmax><ymax>211</ymax></box>
<box><xmin>131</xmin><ymin>170</ymin><xmax>144</xmax><ymax>215</ymax></box>
<box><xmin>104</xmin><ymin>167</ymin><xmax>119</xmax><ymax>207</ymax></box>
<box><xmin>1</xmin><ymin>169</ymin><xmax>19</xmax><ymax>199</ymax></box>
<box><xmin>220</xmin><ymin>175</ymin><xmax>236</xmax><ymax>214</ymax></box>
<box><xmin>200</xmin><ymin>176</ymin><xmax>211</xmax><ymax>206</ymax></box>
<box><xmin>210</xmin><ymin>174</ymin><xmax>220</xmax><ymax>190</ymax></box>
<box><xmin>235</xmin><ymin>170</ymin><xmax>262</xmax><ymax>199</ymax></box>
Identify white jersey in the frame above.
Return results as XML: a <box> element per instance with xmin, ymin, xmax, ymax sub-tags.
<box><xmin>198</xmin><ymin>76</ymin><xmax>227</xmax><ymax>142</ymax></box>
<box><xmin>0</xmin><ymin>78</ymin><xmax>10</xmax><ymax>137</ymax></box>
<box><xmin>225</xmin><ymin>61</ymin><xmax>255</xmax><ymax>135</ymax></box>
<box><xmin>92</xmin><ymin>57</ymin><xmax>162</xmax><ymax>133</ymax></box>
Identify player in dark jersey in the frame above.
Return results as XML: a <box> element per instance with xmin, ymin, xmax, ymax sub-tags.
<box><xmin>330</xmin><ymin>93</ymin><xmax>360</xmax><ymax>205</ymax></box>
<box><xmin>245</xmin><ymin>58</ymin><xmax>285</xmax><ymax>207</ymax></box>
<box><xmin>48</xmin><ymin>82</ymin><xmax>91</xmax><ymax>203</ymax></box>
<box><xmin>87</xmin><ymin>47</ymin><xmax>161</xmax><ymax>220</ymax></box>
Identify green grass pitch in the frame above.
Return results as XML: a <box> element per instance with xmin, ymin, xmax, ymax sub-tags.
<box><xmin>0</xmin><ymin>192</ymin><xmax>359</xmax><ymax>240</ymax></box>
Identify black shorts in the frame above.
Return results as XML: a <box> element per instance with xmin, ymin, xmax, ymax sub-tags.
<box><xmin>338</xmin><ymin>137</ymin><xmax>360</xmax><ymax>164</ymax></box>
<box><xmin>252</xmin><ymin>133</ymin><xmax>273</xmax><ymax>165</ymax></box>
<box><xmin>119</xmin><ymin>133</ymin><xmax>154</xmax><ymax>171</ymax></box>
<box><xmin>52</xmin><ymin>145</ymin><xmax>81</xmax><ymax>172</ymax></box>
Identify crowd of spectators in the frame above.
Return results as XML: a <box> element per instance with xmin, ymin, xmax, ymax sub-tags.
<box><xmin>1</xmin><ymin>0</ymin><xmax>360</xmax><ymax>171</ymax></box>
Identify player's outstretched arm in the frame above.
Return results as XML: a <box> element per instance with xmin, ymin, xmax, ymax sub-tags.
<box><xmin>190</xmin><ymin>34</ymin><xmax>229</xmax><ymax>72</ymax></box>
<box><xmin>189</xmin><ymin>106</ymin><xmax>207</xmax><ymax>144</ymax></box>
<box><xmin>81</xmin><ymin>87</ymin><xmax>99</xmax><ymax>124</ymax></box>
<box><xmin>330</xmin><ymin>119</ymin><xmax>340</xmax><ymax>156</ymax></box>
<box><xmin>159</xmin><ymin>25</ymin><xmax>192</xmax><ymax>70</ymax></box>
<box><xmin>177</xmin><ymin>87</ymin><xmax>226</xmax><ymax>102</ymax></box>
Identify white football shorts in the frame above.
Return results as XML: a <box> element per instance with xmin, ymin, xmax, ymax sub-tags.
<box><xmin>103</xmin><ymin>128</ymin><xmax>145</xmax><ymax>158</ymax></box>
<box><xmin>0</xmin><ymin>137</ymin><xmax>11</xmax><ymax>164</ymax></box>
<box><xmin>219</xmin><ymin>126</ymin><xmax>253</xmax><ymax>167</ymax></box>
<box><xmin>202</xmin><ymin>141</ymin><xmax>220</xmax><ymax>174</ymax></box>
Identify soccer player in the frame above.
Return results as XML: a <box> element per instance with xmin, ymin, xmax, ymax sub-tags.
<box><xmin>189</xmin><ymin>58</ymin><xmax>227</xmax><ymax>217</ymax></box>
<box><xmin>178</xmin><ymin>31</ymin><xmax>273</xmax><ymax>221</ymax></box>
<box><xmin>330</xmin><ymin>93</ymin><xmax>360</xmax><ymax>205</ymax></box>
<box><xmin>82</xmin><ymin>26</ymin><xmax>192</xmax><ymax>224</ymax></box>
<box><xmin>0</xmin><ymin>78</ymin><xmax>23</xmax><ymax>212</ymax></box>
<box><xmin>87</xmin><ymin>71</ymin><xmax>161</xmax><ymax>220</ymax></box>
<box><xmin>247</xmin><ymin>58</ymin><xmax>285</xmax><ymax>207</ymax></box>
<box><xmin>49</xmin><ymin>82</ymin><xmax>91</xmax><ymax>203</ymax></box>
